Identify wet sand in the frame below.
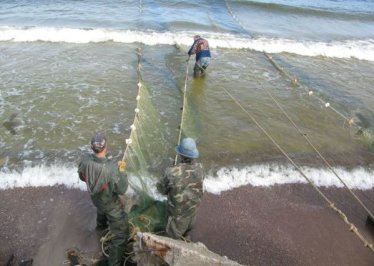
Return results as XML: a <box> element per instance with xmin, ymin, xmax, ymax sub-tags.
<box><xmin>0</xmin><ymin>184</ymin><xmax>373</xmax><ymax>265</ymax></box>
<box><xmin>192</xmin><ymin>184</ymin><xmax>374</xmax><ymax>266</ymax></box>
<box><xmin>0</xmin><ymin>186</ymin><xmax>99</xmax><ymax>266</ymax></box>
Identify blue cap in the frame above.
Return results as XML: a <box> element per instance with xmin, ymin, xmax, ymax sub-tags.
<box><xmin>176</xmin><ymin>138</ymin><xmax>199</xmax><ymax>159</ymax></box>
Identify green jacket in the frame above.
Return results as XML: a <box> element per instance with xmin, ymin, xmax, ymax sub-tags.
<box><xmin>78</xmin><ymin>153</ymin><xmax>128</xmax><ymax>211</ymax></box>
<box><xmin>157</xmin><ymin>162</ymin><xmax>204</xmax><ymax>218</ymax></box>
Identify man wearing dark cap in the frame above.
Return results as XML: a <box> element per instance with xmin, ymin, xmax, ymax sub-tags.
<box><xmin>188</xmin><ymin>35</ymin><xmax>211</xmax><ymax>77</ymax></box>
<box><xmin>157</xmin><ymin>138</ymin><xmax>205</xmax><ymax>240</ymax></box>
<box><xmin>78</xmin><ymin>133</ymin><xmax>128</xmax><ymax>266</ymax></box>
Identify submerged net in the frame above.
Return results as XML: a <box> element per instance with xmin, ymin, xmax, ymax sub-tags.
<box><xmin>122</xmin><ymin>48</ymin><xmax>169</xmax><ymax>236</ymax></box>
<box><xmin>120</xmin><ymin>46</ymin><xmax>200</xmax><ymax>240</ymax></box>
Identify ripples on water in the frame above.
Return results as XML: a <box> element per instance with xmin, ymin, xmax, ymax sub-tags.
<box><xmin>0</xmin><ymin>0</ymin><xmax>373</xmax><ymax>191</ymax></box>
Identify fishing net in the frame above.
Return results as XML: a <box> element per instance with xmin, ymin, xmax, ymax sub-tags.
<box><xmin>116</xmin><ymin>47</ymin><xmax>200</xmax><ymax>253</ymax></box>
<box><xmin>122</xmin><ymin>49</ymin><xmax>170</xmax><ymax>237</ymax></box>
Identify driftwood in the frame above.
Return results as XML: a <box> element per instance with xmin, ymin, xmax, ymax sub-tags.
<box><xmin>134</xmin><ymin>232</ymin><xmax>242</xmax><ymax>266</ymax></box>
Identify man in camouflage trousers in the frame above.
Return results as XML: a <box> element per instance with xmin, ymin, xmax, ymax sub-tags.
<box><xmin>157</xmin><ymin>138</ymin><xmax>204</xmax><ymax>239</ymax></box>
<box><xmin>78</xmin><ymin>133</ymin><xmax>129</xmax><ymax>266</ymax></box>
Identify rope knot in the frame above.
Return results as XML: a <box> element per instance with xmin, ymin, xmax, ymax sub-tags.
<box><xmin>349</xmin><ymin>224</ymin><xmax>357</xmax><ymax>232</ymax></box>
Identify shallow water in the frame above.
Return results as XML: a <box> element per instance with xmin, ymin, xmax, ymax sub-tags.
<box><xmin>0</xmin><ymin>0</ymin><xmax>373</xmax><ymax>192</ymax></box>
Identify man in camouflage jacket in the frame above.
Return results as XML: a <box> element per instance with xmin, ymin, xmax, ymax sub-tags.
<box><xmin>157</xmin><ymin>138</ymin><xmax>204</xmax><ymax>239</ymax></box>
<box><xmin>78</xmin><ymin>133</ymin><xmax>128</xmax><ymax>266</ymax></box>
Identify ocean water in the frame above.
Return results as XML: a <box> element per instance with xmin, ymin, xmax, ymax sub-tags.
<box><xmin>0</xmin><ymin>0</ymin><xmax>374</xmax><ymax>195</ymax></box>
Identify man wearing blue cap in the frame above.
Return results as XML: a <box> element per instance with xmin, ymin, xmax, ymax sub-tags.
<box><xmin>157</xmin><ymin>138</ymin><xmax>205</xmax><ymax>240</ymax></box>
<box><xmin>78</xmin><ymin>133</ymin><xmax>128</xmax><ymax>266</ymax></box>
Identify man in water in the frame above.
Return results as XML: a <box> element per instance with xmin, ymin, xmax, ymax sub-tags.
<box><xmin>188</xmin><ymin>35</ymin><xmax>211</xmax><ymax>77</ymax></box>
<box><xmin>157</xmin><ymin>138</ymin><xmax>204</xmax><ymax>240</ymax></box>
<box><xmin>78</xmin><ymin>133</ymin><xmax>128</xmax><ymax>266</ymax></box>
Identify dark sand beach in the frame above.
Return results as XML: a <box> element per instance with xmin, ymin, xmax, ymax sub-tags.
<box><xmin>193</xmin><ymin>184</ymin><xmax>374</xmax><ymax>265</ymax></box>
<box><xmin>1</xmin><ymin>184</ymin><xmax>373</xmax><ymax>265</ymax></box>
<box><xmin>0</xmin><ymin>186</ymin><xmax>99</xmax><ymax>266</ymax></box>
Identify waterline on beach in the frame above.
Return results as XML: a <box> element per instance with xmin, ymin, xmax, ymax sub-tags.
<box><xmin>1</xmin><ymin>163</ymin><xmax>373</xmax><ymax>194</ymax></box>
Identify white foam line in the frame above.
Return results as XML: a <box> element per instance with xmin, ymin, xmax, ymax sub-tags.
<box><xmin>0</xmin><ymin>26</ymin><xmax>373</xmax><ymax>61</ymax></box>
<box><xmin>1</xmin><ymin>164</ymin><xmax>373</xmax><ymax>194</ymax></box>
<box><xmin>0</xmin><ymin>164</ymin><xmax>86</xmax><ymax>190</ymax></box>
<box><xmin>204</xmin><ymin>164</ymin><xmax>374</xmax><ymax>194</ymax></box>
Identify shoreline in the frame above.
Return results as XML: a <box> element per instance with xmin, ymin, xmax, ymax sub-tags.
<box><xmin>1</xmin><ymin>184</ymin><xmax>373</xmax><ymax>265</ymax></box>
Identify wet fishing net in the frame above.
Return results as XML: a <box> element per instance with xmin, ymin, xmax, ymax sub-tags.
<box><xmin>112</xmin><ymin>46</ymin><xmax>201</xmax><ymax>252</ymax></box>
<box><xmin>122</xmin><ymin>49</ymin><xmax>170</xmax><ymax>236</ymax></box>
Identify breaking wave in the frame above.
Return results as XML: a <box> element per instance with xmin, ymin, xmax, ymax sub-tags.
<box><xmin>204</xmin><ymin>164</ymin><xmax>374</xmax><ymax>194</ymax></box>
<box><xmin>1</xmin><ymin>163</ymin><xmax>373</xmax><ymax>194</ymax></box>
<box><xmin>0</xmin><ymin>164</ymin><xmax>86</xmax><ymax>190</ymax></box>
<box><xmin>0</xmin><ymin>26</ymin><xmax>373</xmax><ymax>61</ymax></box>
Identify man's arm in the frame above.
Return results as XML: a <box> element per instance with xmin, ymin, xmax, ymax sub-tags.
<box><xmin>157</xmin><ymin>174</ymin><xmax>169</xmax><ymax>195</ymax></box>
<box><xmin>105</xmin><ymin>159</ymin><xmax>128</xmax><ymax>196</ymax></box>
<box><xmin>188</xmin><ymin>40</ymin><xmax>198</xmax><ymax>55</ymax></box>
<box><xmin>116</xmin><ymin>170</ymin><xmax>128</xmax><ymax>195</ymax></box>
<box><xmin>77</xmin><ymin>160</ymin><xmax>86</xmax><ymax>181</ymax></box>
<box><xmin>113</xmin><ymin>167</ymin><xmax>128</xmax><ymax>209</ymax></box>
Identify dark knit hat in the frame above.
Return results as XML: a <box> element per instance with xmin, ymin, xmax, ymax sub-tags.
<box><xmin>91</xmin><ymin>133</ymin><xmax>107</xmax><ymax>153</ymax></box>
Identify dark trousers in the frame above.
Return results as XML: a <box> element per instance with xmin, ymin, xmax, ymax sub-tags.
<box><xmin>165</xmin><ymin>213</ymin><xmax>197</xmax><ymax>240</ymax></box>
<box><xmin>97</xmin><ymin>207</ymin><xmax>129</xmax><ymax>266</ymax></box>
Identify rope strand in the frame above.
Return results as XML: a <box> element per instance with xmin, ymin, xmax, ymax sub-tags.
<box><xmin>174</xmin><ymin>59</ymin><xmax>191</xmax><ymax>165</ymax></box>
<box><xmin>263</xmin><ymin>52</ymin><xmax>367</xmax><ymax>133</ymax></box>
<box><xmin>221</xmin><ymin>86</ymin><xmax>374</xmax><ymax>252</ymax></box>
<box><xmin>223</xmin><ymin>1</ymin><xmax>368</xmax><ymax>137</ymax></box>
<box><xmin>256</xmin><ymin>78</ymin><xmax>374</xmax><ymax>222</ymax></box>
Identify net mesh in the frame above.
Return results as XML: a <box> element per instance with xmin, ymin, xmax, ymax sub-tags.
<box><xmin>122</xmin><ymin>50</ymin><xmax>170</xmax><ymax>236</ymax></box>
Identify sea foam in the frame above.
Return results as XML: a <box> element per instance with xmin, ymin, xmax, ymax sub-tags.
<box><xmin>0</xmin><ymin>164</ymin><xmax>86</xmax><ymax>190</ymax></box>
<box><xmin>0</xmin><ymin>26</ymin><xmax>373</xmax><ymax>61</ymax></box>
<box><xmin>204</xmin><ymin>164</ymin><xmax>374</xmax><ymax>194</ymax></box>
<box><xmin>1</xmin><ymin>163</ymin><xmax>373</xmax><ymax>194</ymax></box>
